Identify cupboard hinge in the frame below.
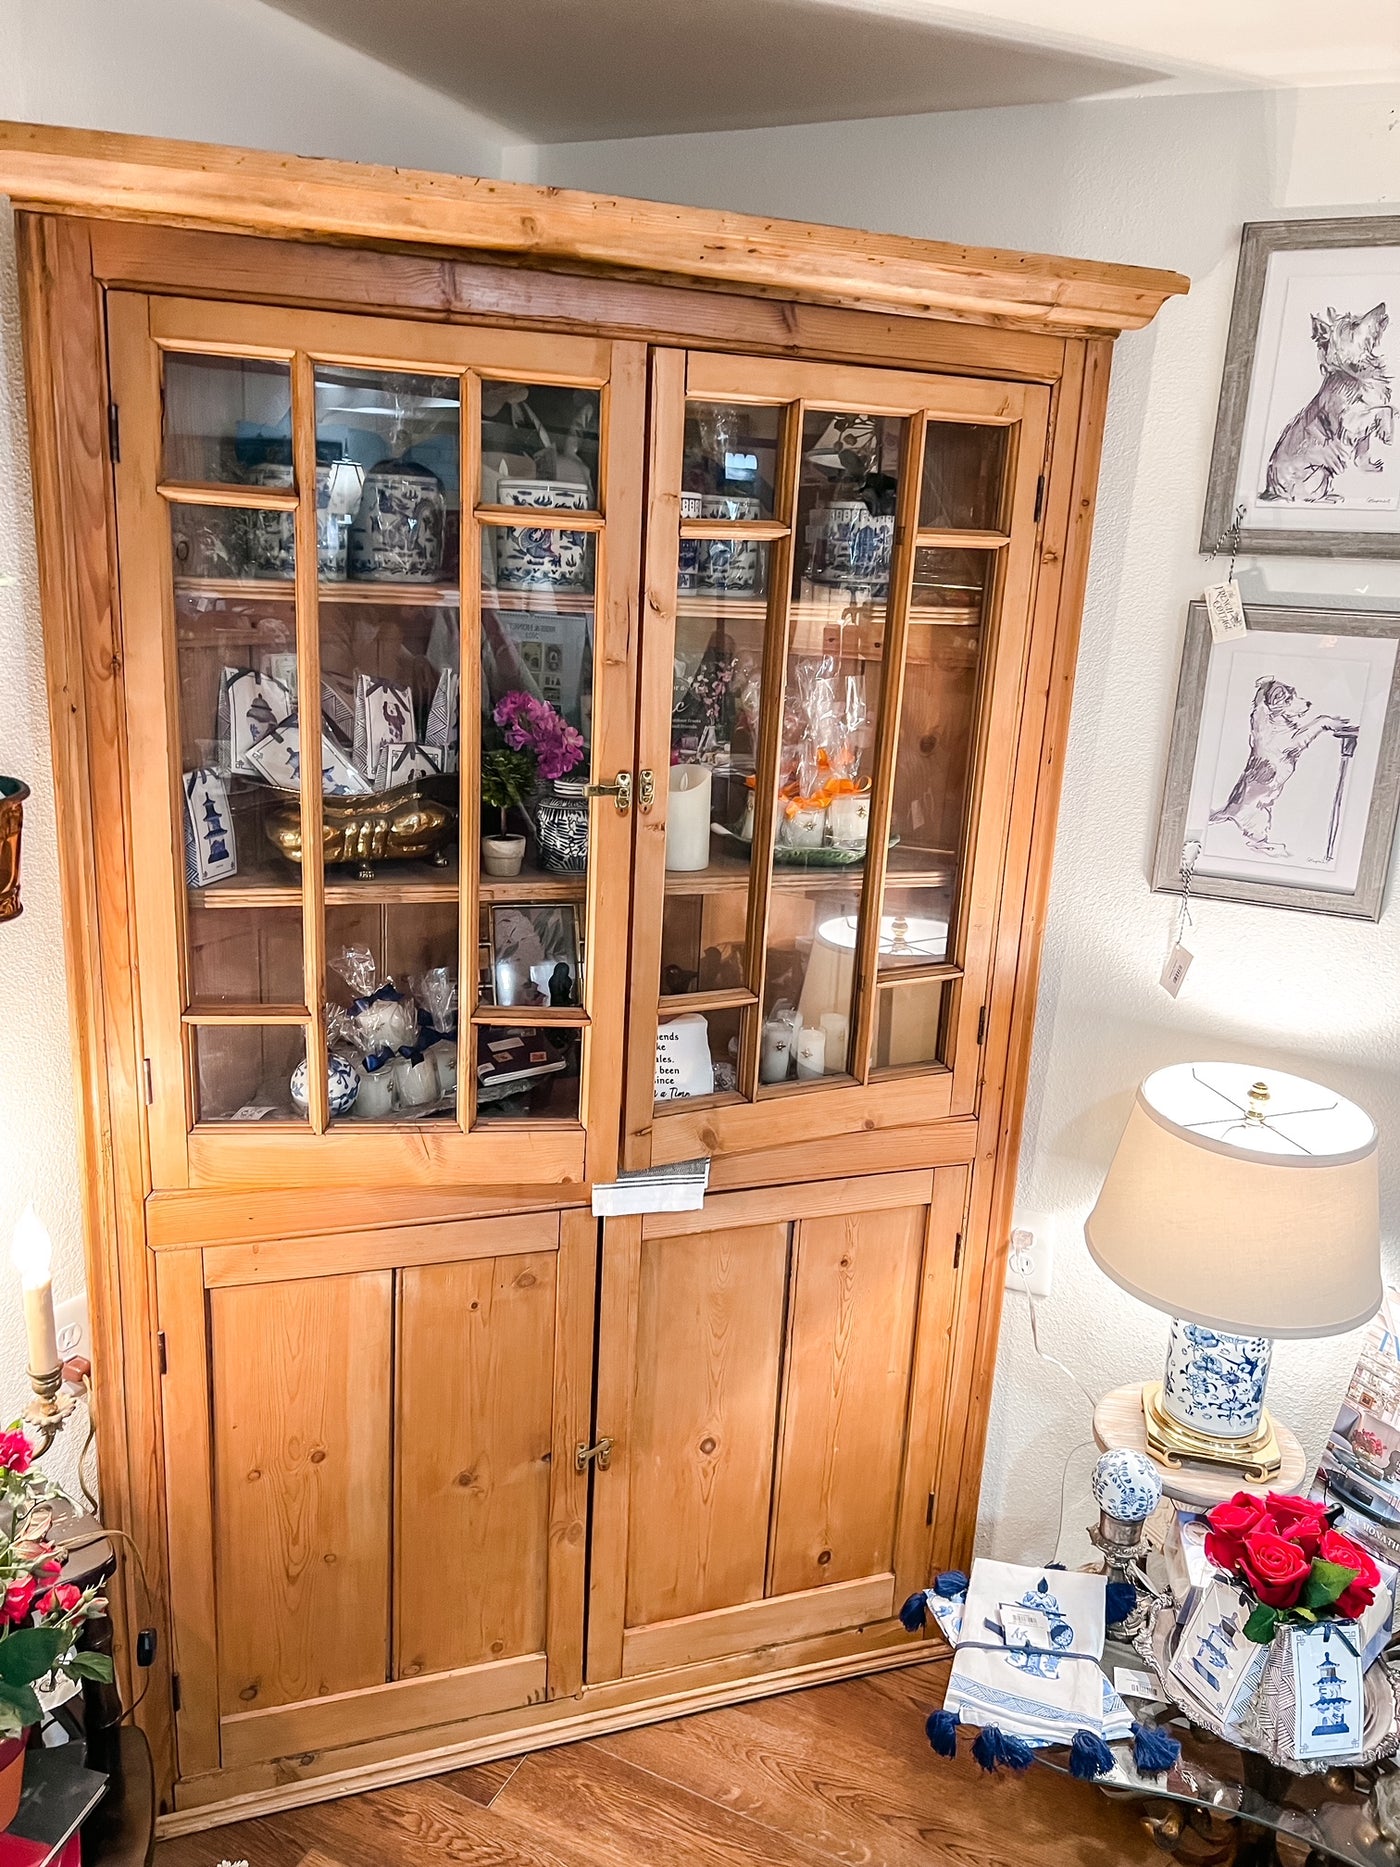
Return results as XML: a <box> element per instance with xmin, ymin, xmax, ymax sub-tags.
<box><xmin>170</xmin><ymin>1672</ymin><xmax>181</xmax><ymax>1713</ymax></box>
<box><xmin>1033</xmin><ymin>472</ymin><xmax>1044</xmax><ymax>523</ymax></box>
<box><xmin>107</xmin><ymin>403</ymin><xmax>120</xmax><ymax>464</ymax></box>
<box><xmin>575</xmin><ymin>1436</ymin><xmax>613</xmax><ymax>1473</ymax></box>
<box><xmin>926</xmin><ymin>1489</ymin><xmax>937</xmax><ymax>1527</ymax></box>
<box><xmin>142</xmin><ymin>1057</ymin><xmax>154</xmax><ymax>1104</ymax></box>
<box><xmin>952</xmin><ymin>1231</ymin><xmax>963</xmax><ymax>1271</ymax></box>
<box><xmin>157</xmin><ymin>1332</ymin><xmax>167</xmax><ymax>1376</ymax></box>
<box><xmin>976</xmin><ymin>1006</ymin><xmax>987</xmax><ymax>1046</ymax></box>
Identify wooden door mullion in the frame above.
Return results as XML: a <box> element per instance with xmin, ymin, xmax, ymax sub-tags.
<box><xmin>737</xmin><ymin>397</ymin><xmax>805</xmax><ymax>1101</ymax></box>
<box><xmin>459</xmin><ymin>370</ymin><xmax>483</xmax><ymax>1133</ymax></box>
<box><xmin>290</xmin><ymin>351</ymin><xmax>328</xmax><ymax>1133</ymax></box>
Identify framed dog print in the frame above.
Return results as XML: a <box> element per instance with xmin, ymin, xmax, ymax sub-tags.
<box><xmin>1202</xmin><ymin>218</ymin><xmax>1400</xmax><ymax>557</ymax></box>
<box><xmin>1153</xmin><ymin>603</ymin><xmax>1400</xmax><ymax>919</ymax></box>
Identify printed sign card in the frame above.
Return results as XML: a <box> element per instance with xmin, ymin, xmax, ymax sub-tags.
<box><xmin>1291</xmin><ymin>1621</ymin><xmax>1364</xmax><ymax>1760</ymax></box>
<box><xmin>1170</xmin><ymin>1579</ymin><xmax>1259</xmax><ymax>1722</ymax></box>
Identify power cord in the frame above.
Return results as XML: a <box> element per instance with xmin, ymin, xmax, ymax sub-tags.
<box><xmin>1009</xmin><ymin>1251</ymin><xmax>1102</xmax><ymax>1561</ymax></box>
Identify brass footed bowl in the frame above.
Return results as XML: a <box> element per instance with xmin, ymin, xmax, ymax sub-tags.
<box><xmin>265</xmin><ymin>782</ymin><xmax>456</xmax><ymax>880</ymax></box>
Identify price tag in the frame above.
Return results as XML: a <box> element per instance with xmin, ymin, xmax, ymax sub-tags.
<box><xmin>1160</xmin><ymin>943</ymin><xmax>1193</xmax><ymax>997</ymax></box>
<box><xmin>1204</xmin><ymin>579</ymin><xmax>1247</xmax><ymax>642</ymax></box>
<box><xmin>1113</xmin><ymin>1666</ymin><xmax>1159</xmax><ymax>1702</ymax></box>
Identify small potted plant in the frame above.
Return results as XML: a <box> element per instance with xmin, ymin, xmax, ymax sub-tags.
<box><xmin>488</xmin><ymin>692</ymin><xmax>588</xmax><ymax>875</ymax></box>
<box><xmin>480</xmin><ymin>744</ymin><xmax>535</xmax><ymax>878</ymax></box>
<box><xmin>0</xmin><ymin>1426</ymin><xmax>113</xmax><ymax>1826</ymax></box>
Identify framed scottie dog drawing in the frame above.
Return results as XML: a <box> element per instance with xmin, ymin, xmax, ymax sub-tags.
<box><xmin>1153</xmin><ymin>604</ymin><xmax>1400</xmax><ymax>919</ymax></box>
<box><xmin>1203</xmin><ymin>218</ymin><xmax>1400</xmax><ymax>557</ymax></box>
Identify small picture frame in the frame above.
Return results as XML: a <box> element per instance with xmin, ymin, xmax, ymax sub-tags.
<box><xmin>1202</xmin><ymin>217</ymin><xmax>1400</xmax><ymax>558</ymax></box>
<box><xmin>1153</xmin><ymin>603</ymin><xmax>1400</xmax><ymax>920</ymax></box>
<box><xmin>488</xmin><ymin>905</ymin><xmax>581</xmax><ymax>1011</ymax></box>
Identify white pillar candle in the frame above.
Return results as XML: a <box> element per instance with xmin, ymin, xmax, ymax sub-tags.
<box><xmin>760</xmin><ymin>1018</ymin><xmax>794</xmax><ymax>1084</ymax></box>
<box><xmin>827</xmin><ymin>793</ymin><xmax>870</xmax><ymax>853</ymax></box>
<box><xmin>795</xmin><ymin>1025</ymin><xmax>827</xmax><ymax>1080</ymax></box>
<box><xmin>12</xmin><ymin>1206</ymin><xmax>59</xmax><ymax>1377</ymax></box>
<box><xmin>819</xmin><ymin>1012</ymin><xmax>849</xmax><ymax>1074</ymax></box>
<box><xmin>665</xmin><ymin>765</ymin><xmax>713</xmax><ymax>872</ymax></box>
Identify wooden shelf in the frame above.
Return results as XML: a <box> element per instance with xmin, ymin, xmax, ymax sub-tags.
<box><xmin>175</xmin><ymin>577</ymin><xmax>598</xmax><ymax>614</ymax></box>
<box><xmin>676</xmin><ymin>589</ymin><xmax>981</xmax><ymax>630</ymax></box>
<box><xmin>190</xmin><ymin>853</ymin><xmax>588</xmax><ymax>909</ymax></box>
<box><xmin>663</xmin><ymin>841</ymin><xmax>956</xmax><ymax>896</ymax></box>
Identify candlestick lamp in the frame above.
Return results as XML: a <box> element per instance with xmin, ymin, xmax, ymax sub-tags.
<box><xmin>1085</xmin><ymin>1062</ymin><xmax>1381</xmax><ymax>1482</ymax></box>
<box><xmin>11</xmin><ymin>1207</ymin><xmax>74</xmax><ymax>1454</ymax></box>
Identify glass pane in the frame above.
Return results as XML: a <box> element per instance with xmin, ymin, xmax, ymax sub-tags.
<box><xmin>683</xmin><ymin>403</ymin><xmax>781</xmax><ymax>518</ymax></box>
<box><xmin>919</xmin><ymin>423</ymin><xmax>1008</xmax><ymax>532</ymax></box>
<box><xmin>872</xmin><ymin>980</ymin><xmax>949</xmax><ymax>1073</ymax></box>
<box><xmin>876</xmin><ymin>887</ymin><xmax>953</xmax><ymax>974</ymax></box>
<box><xmin>663</xmin><ymin>542</ymin><xmax>770</xmax><ymax>993</ymax></box>
<box><xmin>883</xmin><ymin>549</ymin><xmax>991</xmax><ymax>970</ymax></box>
<box><xmin>794</xmin><ymin>408</ymin><xmax>902</xmax><ymax>597</ymax></box>
<box><xmin>163</xmin><ymin>353</ymin><xmax>291</xmax><ymax>486</ymax></box>
<box><xmin>324</xmin><ymin>903</ymin><xmax>459</xmax><ymax>1125</ymax></box>
<box><xmin>192</xmin><ymin>1024</ymin><xmax>308</xmax><ymax>1124</ymax></box>
<box><xmin>482</xmin><ymin>383</ymin><xmax>601</xmax><ymax>512</ymax></box>
<box><xmin>654</xmin><ymin>1007</ymin><xmax>743</xmax><ymax>1106</ymax></box>
<box><xmin>188</xmin><ymin>904</ymin><xmax>303</xmax><ymax>1008</ymax></box>
<box><xmin>763</xmin><ymin>882</ymin><xmax>863</xmax><ymax>1084</ymax></box>
<box><xmin>474</xmin><ymin>1025</ymin><xmax>581</xmax><ymax>1123</ymax></box>
<box><xmin>316</xmin><ymin>366</ymin><xmax>461</xmax><ymax>585</ymax></box>
<box><xmin>480</xmin><ymin>558</ymin><xmax>594</xmax><ymax>882</ymax></box>
<box><xmin>172</xmin><ymin>521</ymin><xmax>305</xmax><ymax>1023</ymax></box>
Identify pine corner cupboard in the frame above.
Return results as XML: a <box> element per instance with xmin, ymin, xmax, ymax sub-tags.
<box><xmin>3</xmin><ymin>122</ymin><xmax>1186</xmax><ymax>1829</ymax></box>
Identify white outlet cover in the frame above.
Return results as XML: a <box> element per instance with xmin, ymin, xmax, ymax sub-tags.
<box><xmin>1008</xmin><ymin>1227</ymin><xmax>1053</xmax><ymax>1301</ymax></box>
<box><xmin>54</xmin><ymin>1294</ymin><xmax>90</xmax><ymax>1365</ymax></box>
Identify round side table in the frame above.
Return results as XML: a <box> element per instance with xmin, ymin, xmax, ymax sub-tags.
<box><xmin>1093</xmin><ymin>1383</ymin><xmax>1307</xmax><ymax>1508</ymax></box>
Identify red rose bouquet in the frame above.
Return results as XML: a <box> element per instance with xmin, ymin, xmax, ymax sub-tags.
<box><xmin>1203</xmin><ymin>1489</ymin><xmax>1382</xmax><ymax>1644</ymax></box>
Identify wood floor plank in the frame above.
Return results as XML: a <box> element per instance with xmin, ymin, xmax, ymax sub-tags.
<box><xmin>492</xmin><ymin>1741</ymin><xmax>839</xmax><ymax>1866</ymax></box>
<box><xmin>434</xmin><ymin>1754</ymin><xmax>522</xmax><ymax>1808</ymax></box>
<box><xmin>284</xmin><ymin>1777</ymin><xmax>580</xmax><ymax>1867</ymax></box>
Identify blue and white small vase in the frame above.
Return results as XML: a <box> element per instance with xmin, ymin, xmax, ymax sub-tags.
<box><xmin>1162</xmin><ymin>1318</ymin><xmax>1273</xmax><ymax>1438</ymax></box>
<box><xmin>290</xmin><ymin>1052</ymin><xmax>360</xmax><ymax>1118</ymax></box>
<box><xmin>1091</xmin><ymin>1448</ymin><xmax>1163</xmax><ymax>1526</ymax></box>
<box><xmin>536</xmin><ymin>779</ymin><xmax>589</xmax><ymax>873</ymax></box>
<box><xmin>350</xmin><ymin>456</ymin><xmax>446</xmax><ymax>582</ymax></box>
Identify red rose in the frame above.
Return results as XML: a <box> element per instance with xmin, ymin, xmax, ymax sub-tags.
<box><xmin>1239</xmin><ymin>1529</ymin><xmax>1311</xmax><ymax>1608</ymax></box>
<box><xmin>1264</xmin><ymin>1492</ymin><xmax>1329</xmax><ymax>1558</ymax></box>
<box><xmin>34</xmin><ymin>1558</ymin><xmax>61</xmax><ymax>1585</ymax></box>
<box><xmin>0</xmin><ymin>1431</ymin><xmax>33</xmax><ymax>1476</ymax></box>
<box><xmin>35</xmin><ymin>1584</ymin><xmax>80</xmax><ymax>1618</ymax></box>
<box><xmin>0</xmin><ymin>1578</ymin><xmax>35</xmax><ymax>1625</ymax></box>
<box><xmin>1203</xmin><ymin>1492</ymin><xmax>1274</xmax><ymax>1576</ymax></box>
<box><xmin>1318</xmin><ymin>1528</ymin><xmax>1382</xmax><ymax>1620</ymax></box>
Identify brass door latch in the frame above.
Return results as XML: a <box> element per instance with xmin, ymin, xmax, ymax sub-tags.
<box><xmin>575</xmin><ymin>1436</ymin><xmax>614</xmax><ymax>1472</ymax></box>
<box><xmin>586</xmin><ymin>772</ymin><xmax>632</xmax><ymax>814</ymax></box>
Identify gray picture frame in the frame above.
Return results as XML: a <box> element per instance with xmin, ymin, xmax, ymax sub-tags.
<box><xmin>1201</xmin><ymin>217</ymin><xmax>1400</xmax><ymax>559</ymax></box>
<box><xmin>1152</xmin><ymin>603</ymin><xmax>1400</xmax><ymax>920</ymax></box>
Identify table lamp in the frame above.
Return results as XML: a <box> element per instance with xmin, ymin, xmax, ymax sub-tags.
<box><xmin>1085</xmin><ymin>1062</ymin><xmax>1381</xmax><ymax>1481</ymax></box>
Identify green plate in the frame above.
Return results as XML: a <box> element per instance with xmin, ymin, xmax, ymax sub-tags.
<box><xmin>711</xmin><ymin>825</ymin><xmax>899</xmax><ymax>868</ymax></box>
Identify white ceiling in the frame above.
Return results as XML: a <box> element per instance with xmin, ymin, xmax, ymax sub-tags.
<box><xmin>254</xmin><ymin>0</ymin><xmax>1400</xmax><ymax>145</ymax></box>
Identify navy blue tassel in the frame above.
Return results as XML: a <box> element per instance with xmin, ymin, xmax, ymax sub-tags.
<box><xmin>1000</xmin><ymin>1731</ymin><xmax>1035</xmax><ymax>1771</ymax></box>
<box><xmin>933</xmin><ymin>1570</ymin><xmax>969</xmax><ymax>1598</ymax></box>
<box><xmin>1131</xmin><ymin>1721</ymin><xmax>1181</xmax><ymax>1775</ymax></box>
<box><xmin>970</xmin><ymin>1725</ymin><xmax>1035</xmax><ymax>1773</ymax></box>
<box><xmin>971</xmin><ymin>1726</ymin><xmax>1004</xmax><ymax>1773</ymax></box>
<box><xmin>1068</xmin><ymin>1729</ymin><xmax>1116</xmax><ymax>1780</ymax></box>
<box><xmin>1104</xmin><ymin>1581</ymin><xmax>1137</xmax><ymax>1625</ymax></box>
<box><xmin>899</xmin><ymin>1591</ymin><xmax>929</xmax><ymax>1632</ymax></box>
<box><xmin>926</xmin><ymin>1709</ymin><xmax>959</xmax><ymax>1758</ymax></box>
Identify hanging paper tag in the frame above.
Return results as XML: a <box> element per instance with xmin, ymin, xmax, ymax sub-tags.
<box><xmin>1204</xmin><ymin>580</ymin><xmax>1247</xmax><ymax>642</ymax></box>
<box><xmin>1160</xmin><ymin>943</ymin><xmax>1193</xmax><ymax>997</ymax></box>
<box><xmin>1291</xmin><ymin>1622</ymin><xmax>1364</xmax><ymax>1760</ymax></box>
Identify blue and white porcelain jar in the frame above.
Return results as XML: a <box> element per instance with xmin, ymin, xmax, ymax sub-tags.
<box><xmin>1091</xmin><ymin>1448</ymin><xmax>1163</xmax><ymax>1526</ymax></box>
<box><xmin>1161</xmin><ymin>1318</ymin><xmax>1273</xmax><ymax>1438</ymax></box>
<box><xmin>290</xmin><ymin>1052</ymin><xmax>360</xmax><ymax>1118</ymax></box>
<box><xmin>350</xmin><ymin>456</ymin><xmax>446</xmax><ymax>582</ymax></box>
<box><xmin>536</xmin><ymin>779</ymin><xmax>590</xmax><ymax>873</ymax></box>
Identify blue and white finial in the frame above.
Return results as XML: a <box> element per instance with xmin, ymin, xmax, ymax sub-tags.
<box><xmin>1091</xmin><ymin>1448</ymin><xmax>1163</xmax><ymax>1525</ymax></box>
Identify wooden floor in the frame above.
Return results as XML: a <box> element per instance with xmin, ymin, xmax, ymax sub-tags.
<box><xmin>157</xmin><ymin>1660</ymin><xmax>1164</xmax><ymax>1866</ymax></box>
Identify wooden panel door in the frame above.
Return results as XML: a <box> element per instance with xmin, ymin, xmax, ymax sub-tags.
<box><xmin>626</xmin><ymin>350</ymin><xmax>1052</xmax><ymax>1177</ymax></box>
<box><xmin>157</xmin><ymin>1208</ymin><xmax>595</xmax><ymax>1782</ymax></box>
<box><xmin>587</xmin><ymin>1168</ymin><xmax>966</xmax><ymax>1682</ymax></box>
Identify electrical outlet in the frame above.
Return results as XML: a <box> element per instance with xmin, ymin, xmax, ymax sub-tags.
<box><xmin>1008</xmin><ymin>1227</ymin><xmax>1053</xmax><ymax>1300</ymax></box>
<box><xmin>54</xmin><ymin>1294</ymin><xmax>90</xmax><ymax>1366</ymax></box>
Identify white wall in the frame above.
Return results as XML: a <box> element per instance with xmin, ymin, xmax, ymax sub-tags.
<box><xmin>0</xmin><ymin>1</ymin><xmax>510</xmax><ymax>1497</ymax></box>
<box><xmin>528</xmin><ymin>87</ymin><xmax>1400</xmax><ymax>1562</ymax></box>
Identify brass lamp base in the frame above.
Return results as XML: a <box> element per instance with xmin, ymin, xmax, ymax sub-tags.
<box><xmin>1141</xmin><ymin>1381</ymin><xmax>1283</xmax><ymax>1483</ymax></box>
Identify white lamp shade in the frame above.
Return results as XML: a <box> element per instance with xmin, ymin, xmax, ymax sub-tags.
<box><xmin>1085</xmin><ymin>1061</ymin><xmax>1381</xmax><ymax>1340</ymax></box>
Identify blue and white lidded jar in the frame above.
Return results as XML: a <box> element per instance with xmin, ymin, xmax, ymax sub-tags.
<box><xmin>536</xmin><ymin>779</ymin><xmax>590</xmax><ymax>873</ymax></box>
<box><xmin>350</xmin><ymin>456</ymin><xmax>446</xmax><ymax>582</ymax></box>
<box><xmin>1162</xmin><ymin>1318</ymin><xmax>1273</xmax><ymax>1439</ymax></box>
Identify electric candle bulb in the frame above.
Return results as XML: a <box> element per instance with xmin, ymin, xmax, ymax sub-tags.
<box><xmin>11</xmin><ymin>1205</ymin><xmax>58</xmax><ymax>1379</ymax></box>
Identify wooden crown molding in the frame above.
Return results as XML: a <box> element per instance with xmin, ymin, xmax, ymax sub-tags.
<box><xmin>0</xmin><ymin>121</ymin><xmax>1187</xmax><ymax>335</ymax></box>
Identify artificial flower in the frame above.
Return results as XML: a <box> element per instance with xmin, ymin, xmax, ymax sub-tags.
<box><xmin>1203</xmin><ymin>1490</ymin><xmax>1272</xmax><ymax>1573</ymax></box>
<box><xmin>35</xmin><ymin>1584</ymin><xmax>81</xmax><ymax>1617</ymax></box>
<box><xmin>1237</xmin><ymin>1528</ymin><xmax>1311</xmax><ymax>1608</ymax></box>
<box><xmin>0</xmin><ymin>1431</ymin><xmax>33</xmax><ymax>1476</ymax></box>
<box><xmin>1264</xmin><ymin>1491</ymin><xmax>1329</xmax><ymax>1558</ymax></box>
<box><xmin>492</xmin><ymin>691</ymin><xmax>585</xmax><ymax>783</ymax></box>
<box><xmin>1319</xmin><ymin>1527</ymin><xmax>1381</xmax><ymax>1619</ymax></box>
<box><xmin>0</xmin><ymin>1579</ymin><xmax>35</xmax><ymax>1625</ymax></box>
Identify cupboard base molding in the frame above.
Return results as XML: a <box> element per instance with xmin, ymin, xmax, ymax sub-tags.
<box><xmin>160</xmin><ymin>1621</ymin><xmax>943</xmax><ymax>1834</ymax></box>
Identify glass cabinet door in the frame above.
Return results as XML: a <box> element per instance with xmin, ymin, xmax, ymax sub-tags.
<box><xmin>110</xmin><ymin>294</ymin><xmax>643</xmax><ymax>1188</ymax></box>
<box><xmin>628</xmin><ymin>350</ymin><xmax>1051</xmax><ymax>1169</ymax></box>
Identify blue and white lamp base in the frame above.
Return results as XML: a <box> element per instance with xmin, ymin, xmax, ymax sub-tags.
<box><xmin>1142</xmin><ymin>1317</ymin><xmax>1282</xmax><ymax>1482</ymax></box>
